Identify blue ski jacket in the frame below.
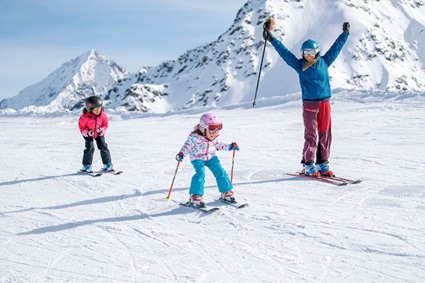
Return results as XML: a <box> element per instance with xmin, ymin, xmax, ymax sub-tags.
<box><xmin>271</xmin><ymin>32</ymin><xmax>349</xmax><ymax>101</ymax></box>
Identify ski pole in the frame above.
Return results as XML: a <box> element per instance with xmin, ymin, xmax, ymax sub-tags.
<box><xmin>252</xmin><ymin>40</ymin><xmax>267</xmax><ymax>108</ymax></box>
<box><xmin>166</xmin><ymin>161</ymin><xmax>180</xmax><ymax>201</ymax></box>
<box><xmin>65</xmin><ymin>109</ymin><xmax>79</xmax><ymax>122</ymax></box>
<box><xmin>230</xmin><ymin>149</ymin><xmax>236</xmax><ymax>183</ymax></box>
<box><xmin>253</xmin><ymin>17</ymin><xmax>275</xmax><ymax>108</ymax></box>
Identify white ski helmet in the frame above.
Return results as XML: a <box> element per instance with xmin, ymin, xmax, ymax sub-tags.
<box><xmin>199</xmin><ymin>113</ymin><xmax>222</xmax><ymax>133</ymax></box>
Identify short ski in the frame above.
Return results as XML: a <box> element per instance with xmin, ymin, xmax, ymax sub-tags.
<box><xmin>287</xmin><ymin>173</ymin><xmax>347</xmax><ymax>186</ymax></box>
<box><xmin>79</xmin><ymin>170</ymin><xmax>102</xmax><ymax>177</ymax></box>
<box><xmin>219</xmin><ymin>198</ymin><xmax>249</xmax><ymax>209</ymax></box>
<box><xmin>322</xmin><ymin>175</ymin><xmax>361</xmax><ymax>184</ymax></box>
<box><xmin>180</xmin><ymin>202</ymin><xmax>219</xmax><ymax>213</ymax></box>
<box><xmin>102</xmin><ymin>169</ymin><xmax>123</xmax><ymax>175</ymax></box>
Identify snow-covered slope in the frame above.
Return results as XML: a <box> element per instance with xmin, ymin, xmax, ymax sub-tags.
<box><xmin>0</xmin><ymin>93</ymin><xmax>424</xmax><ymax>282</ymax></box>
<box><xmin>0</xmin><ymin>50</ymin><xmax>128</xmax><ymax>112</ymax></box>
<box><xmin>1</xmin><ymin>0</ymin><xmax>425</xmax><ymax>114</ymax></box>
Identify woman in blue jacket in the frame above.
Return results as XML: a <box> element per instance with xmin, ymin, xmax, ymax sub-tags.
<box><xmin>263</xmin><ymin>20</ymin><xmax>350</xmax><ymax>177</ymax></box>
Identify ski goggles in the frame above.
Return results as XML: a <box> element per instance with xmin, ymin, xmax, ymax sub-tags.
<box><xmin>207</xmin><ymin>123</ymin><xmax>222</xmax><ymax>134</ymax></box>
<box><xmin>302</xmin><ymin>48</ymin><xmax>319</xmax><ymax>56</ymax></box>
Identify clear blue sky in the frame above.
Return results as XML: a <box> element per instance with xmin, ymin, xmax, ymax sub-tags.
<box><xmin>0</xmin><ymin>0</ymin><xmax>247</xmax><ymax>100</ymax></box>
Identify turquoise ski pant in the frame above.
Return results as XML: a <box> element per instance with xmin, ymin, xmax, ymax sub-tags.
<box><xmin>190</xmin><ymin>156</ymin><xmax>232</xmax><ymax>196</ymax></box>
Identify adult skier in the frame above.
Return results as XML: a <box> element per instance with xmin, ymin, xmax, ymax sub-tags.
<box><xmin>263</xmin><ymin>18</ymin><xmax>350</xmax><ymax>177</ymax></box>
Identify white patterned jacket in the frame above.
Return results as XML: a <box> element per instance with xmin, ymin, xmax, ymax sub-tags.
<box><xmin>179</xmin><ymin>132</ymin><xmax>230</xmax><ymax>162</ymax></box>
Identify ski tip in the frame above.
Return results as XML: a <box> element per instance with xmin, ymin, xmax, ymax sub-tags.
<box><xmin>237</xmin><ymin>203</ymin><xmax>249</xmax><ymax>209</ymax></box>
<box><xmin>102</xmin><ymin>169</ymin><xmax>123</xmax><ymax>175</ymax></box>
<box><xmin>219</xmin><ymin>198</ymin><xmax>249</xmax><ymax>209</ymax></box>
<box><xmin>180</xmin><ymin>202</ymin><xmax>219</xmax><ymax>213</ymax></box>
<box><xmin>78</xmin><ymin>171</ymin><xmax>102</xmax><ymax>177</ymax></box>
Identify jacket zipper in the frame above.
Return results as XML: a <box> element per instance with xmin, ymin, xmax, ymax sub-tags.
<box><xmin>94</xmin><ymin>115</ymin><xmax>98</xmax><ymax>139</ymax></box>
<box><xmin>204</xmin><ymin>137</ymin><xmax>210</xmax><ymax>161</ymax></box>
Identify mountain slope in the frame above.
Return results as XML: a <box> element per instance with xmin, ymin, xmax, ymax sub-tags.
<box><xmin>106</xmin><ymin>0</ymin><xmax>425</xmax><ymax>112</ymax></box>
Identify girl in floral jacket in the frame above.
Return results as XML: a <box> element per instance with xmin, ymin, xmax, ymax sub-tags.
<box><xmin>176</xmin><ymin>113</ymin><xmax>239</xmax><ymax>207</ymax></box>
<box><xmin>78</xmin><ymin>96</ymin><xmax>113</xmax><ymax>173</ymax></box>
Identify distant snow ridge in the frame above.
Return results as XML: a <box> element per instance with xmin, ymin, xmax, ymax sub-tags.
<box><xmin>1</xmin><ymin>0</ymin><xmax>425</xmax><ymax>114</ymax></box>
<box><xmin>107</xmin><ymin>0</ymin><xmax>290</xmax><ymax>112</ymax></box>
<box><xmin>0</xmin><ymin>50</ymin><xmax>128</xmax><ymax>112</ymax></box>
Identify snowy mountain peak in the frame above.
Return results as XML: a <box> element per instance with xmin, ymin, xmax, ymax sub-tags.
<box><xmin>0</xmin><ymin>50</ymin><xmax>128</xmax><ymax>112</ymax></box>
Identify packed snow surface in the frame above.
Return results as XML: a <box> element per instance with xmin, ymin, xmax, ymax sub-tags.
<box><xmin>0</xmin><ymin>92</ymin><xmax>424</xmax><ymax>282</ymax></box>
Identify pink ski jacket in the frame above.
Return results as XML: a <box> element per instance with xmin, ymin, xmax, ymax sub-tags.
<box><xmin>179</xmin><ymin>132</ymin><xmax>230</xmax><ymax>162</ymax></box>
<box><xmin>78</xmin><ymin>110</ymin><xmax>109</xmax><ymax>139</ymax></box>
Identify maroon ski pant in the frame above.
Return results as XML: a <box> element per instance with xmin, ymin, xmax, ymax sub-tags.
<box><xmin>301</xmin><ymin>100</ymin><xmax>332</xmax><ymax>165</ymax></box>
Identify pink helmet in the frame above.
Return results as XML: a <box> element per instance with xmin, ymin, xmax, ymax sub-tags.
<box><xmin>198</xmin><ymin>113</ymin><xmax>223</xmax><ymax>133</ymax></box>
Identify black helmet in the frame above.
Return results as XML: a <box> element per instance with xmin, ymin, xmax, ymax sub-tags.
<box><xmin>85</xmin><ymin>96</ymin><xmax>103</xmax><ymax>111</ymax></box>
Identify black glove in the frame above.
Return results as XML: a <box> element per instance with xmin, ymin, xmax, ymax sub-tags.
<box><xmin>263</xmin><ymin>19</ymin><xmax>272</xmax><ymax>30</ymax></box>
<box><xmin>263</xmin><ymin>28</ymin><xmax>275</xmax><ymax>42</ymax></box>
<box><xmin>343</xmin><ymin>22</ymin><xmax>350</xmax><ymax>34</ymax></box>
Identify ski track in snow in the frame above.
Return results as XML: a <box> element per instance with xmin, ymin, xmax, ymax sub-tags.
<box><xmin>0</xmin><ymin>98</ymin><xmax>425</xmax><ymax>282</ymax></box>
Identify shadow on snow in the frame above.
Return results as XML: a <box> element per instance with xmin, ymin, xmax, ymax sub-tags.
<box><xmin>17</xmin><ymin>206</ymin><xmax>194</xmax><ymax>236</ymax></box>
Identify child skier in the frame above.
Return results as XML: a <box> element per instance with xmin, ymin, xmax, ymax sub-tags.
<box><xmin>78</xmin><ymin>96</ymin><xmax>114</xmax><ymax>173</ymax></box>
<box><xmin>176</xmin><ymin>113</ymin><xmax>240</xmax><ymax>207</ymax></box>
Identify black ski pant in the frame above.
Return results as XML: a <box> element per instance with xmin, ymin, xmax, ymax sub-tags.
<box><xmin>82</xmin><ymin>136</ymin><xmax>112</xmax><ymax>166</ymax></box>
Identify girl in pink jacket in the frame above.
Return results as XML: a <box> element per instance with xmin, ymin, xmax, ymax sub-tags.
<box><xmin>176</xmin><ymin>113</ymin><xmax>240</xmax><ymax>207</ymax></box>
<box><xmin>78</xmin><ymin>96</ymin><xmax>113</xmax><ymax>173</ymax></box>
